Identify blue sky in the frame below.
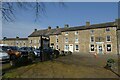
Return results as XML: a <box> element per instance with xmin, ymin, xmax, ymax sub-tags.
<box><xmin>2</xmin><ymin>2</ymin><xmax>118</xmax><ymax>38</ymax></box>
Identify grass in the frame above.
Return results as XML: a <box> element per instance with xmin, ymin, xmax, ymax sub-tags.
<box><xmin>2</xmin><ymin>53</ymin><xmax>119</xmax><ymax>78</ymax></box>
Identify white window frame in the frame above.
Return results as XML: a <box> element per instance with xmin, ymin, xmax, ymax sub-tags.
<box><xmin>75</xmin><ymin>37</ymin><xmax>79</xmax><ymax>43</ymax></box>
<box><xmin>90</xmin><ymin>36</ymin><xmax>94</xmax><ymax>42</ymax></box>
<box><xmin>16</xmin><ymin>41</ymin><xmax>18</xmax><ymax>45</ymax></box>
<box><xmin>75</xmin><ymin>45</ymin><xmax>79</xmax><ymax>52</ymax></box>
<box><xmin>65</xmin><ymin>32</ymin><xmax>68</xmax><ymax>36</ymax></box>
<box><xmin>106</xmin><ymin>35</ymin><xmax>111</xmax><ymax>42</ymax></box>
<box><xmin>30</xmin><ymin>40</ymin><xmax>32</xmax><ymax>44</ymax></box>
<box><xmin>106</xmin><ymin>28</ymin><xmax>110</xmax><ymax>32</ymax></box>
<box><xmin>75</xmin><ymin>31</ymin><xmax>78</xmax><ymax>35</ymax></box>
<box><xmin>64</xmin><ymin>45</ymin><xmax>69</xmax><ymax>51</ymax></box>
<box><xmin>90</xmin><ymin>44</ymin><xmax>95</xmax><ymax>52</ymax></box>
<box><xmin>56</xmin><ymin>45</ymin><xmax>59</xmax><ymax>50</ymax></box>
<box><xmin>106</xmin><ymin>44</ymin><xmax>112</xmax><ymax>53</ymax></box>
<box><xmin>65</xmin><ymin>38</ymin><xmax>68</xmax><ymax>43</ymax></box>
<box><xmin>34</xmin><ymin>40</ymin><xmax>36</xmax><ymax>44</ymax></box>
<box><xmin>90</xmin><ymin>30</ymin><xmax>94</xmax><ymax>34</ymax></box>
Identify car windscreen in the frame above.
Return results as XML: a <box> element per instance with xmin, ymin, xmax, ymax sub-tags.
<box><xmin>9</xmin><ymin>46</ymin><xmax>19</xmax><ymax>51</ymax></box>
<box><xmin>2</xmin><ymin>46</ymin><xmax>10</xmax><ymax>51</ymax></box>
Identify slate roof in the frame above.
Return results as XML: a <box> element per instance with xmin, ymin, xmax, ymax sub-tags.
<box><xmin>28</xmin><ymin>21</ymin><xmax>117</xmax><ymax>37</ymax></box>
<box><xmin>28</xmin><ymin>28</ymin><xmax>64</xmax><ymax>37</ymax></box>
<box><xmin>62</xmin><ymin>22</ymin><xmax>116</xmax><ymax>32</ymax></box>
<box><xmin>3</xmin><ymin>38</ymin><xmax>28</xmax><ymax>40</ymax></box>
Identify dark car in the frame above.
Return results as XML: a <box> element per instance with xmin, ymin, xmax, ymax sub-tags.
<box><xmin>33</xmin><ymin>48</ymin><xmax>40</xmax><ymax>57</ymax></box>
<box><xmin>2</xmin><ymin>46</ymin><xmax>32</xmax><ymax>66</ymax></box>
<box><xmin>19</xmin><ymin>47</ymin><xmax>34</xmax><ymax>53</ymax></box>
<box><xmin>19</xmin><ymin>47</ymin><xmax>35</xmax><ymax>61</ymax></box>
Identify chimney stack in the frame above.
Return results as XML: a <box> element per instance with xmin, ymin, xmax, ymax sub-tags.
<box><xmin>64</xmin><ymin>24</ymin><xmax>69</xmax><ymax>28</ymax></box>
<box><xmin>16</xmin><ymin>36</ymin><xmax>19</xmax><ymax>38</ymax></box>
<box><xmin>34</xmin><ymin>29</ymin><xmax>37</xmax><ymax>32</ymax></box>
<box><xmin>86</xmin><ymin>21</ymin><xmax>90</xmax><ymax>26</ymax></box>
<box><xmin>48</xmin><ymin>26</ymin><xmax>51</xmax><ymax>30</ymax></box>
<box><xmin>3</xmin><ymin>37</ymin><xmax>7</xmax><ymax>40</ymax></box>
<box><xmin>56</xmin><ymin>26</ymin><xmax>59</xmax><ymax>29</ymax></box>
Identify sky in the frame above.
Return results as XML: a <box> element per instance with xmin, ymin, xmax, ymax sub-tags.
<box><xmin>2</xmin><ymin>2</ymin><xmax>118</xmax><ymax>39</ymax></box>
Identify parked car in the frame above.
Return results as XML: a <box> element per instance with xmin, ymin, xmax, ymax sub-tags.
<box><xmin>19</xmin><ymin>47</ymin><xmax>35</xmax><ymax>61</ymax></box>
<box><xmin>2</xmin><ymin>46</ymin><xmax>33</xmax><ymax>66</ymax></box>
<box><xmin>19</xmin><ymin>47</ymin><xmax>34</xmax><ymax>53</ymax></box>
<box><xmin>33</xmin><ymin>48</ymin><xmax>40</xmax><ymax>57</ymax></box>
<box><xmin>0</xmin><ymin>47</ymin><xmax>9</xmax><ymax>63</ymax></box>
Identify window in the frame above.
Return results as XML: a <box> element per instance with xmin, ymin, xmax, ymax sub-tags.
<box><xmin>65</xmin><ymin>45</ymin><xmax>69</xmax><ymax>50</ymax></box>
<box><xmin>34</xmin><ymin>40</ymin><xmax>36</xmax><ymax>43</ymax></box>
<box><xmin>56</xmin><ymin>39</ymin><xmax>58</xmax><ymax>43</ymax></box>
<box><xmin>65</xmin><ymin>38</ymin><xmax>68</xmax><ymax>43</ymax></box>
<box><xmin>75</xmin><ymin>45</ymin><xmax>79</xmax><ymax>51</ymax></box>
<box><xmin>90</xmin><ymin>30</ymin><xmax>94</xmax><ymax>34</ymax></box>
<box><xmin>75</xmin><ymin>31</ymin><xmax>78</xmax><ymax>35</ymax></box>
<box><xmin>90</xmin><ymin>44</ymin><xmax>94</xmax><ymax>52</ymax></box>
<box><xmin>38</xmin><ymin>40</ymin><xmax>39</xmax><ymax>43</ymax></box>
<box><xmin>75</xmin><ymin>37</ymin><xmax>78</xmax><ymax>43</ymax></box>
<box><xmin>106</xmin><ymin>36</ymin><xmax>111</xmax><ymax>42</ymax></box>
<box><xmin>56</xmin><ymin>45</ymin><xmax>58</xmax><ymax>49</ymax></box>
<box><xmin>30</xmin><ymin>40</ymin><xmax>32</xmax><ymax>44</ymax></box>
<box><xmin>107</xmin><ymin>44</ymin><xmax>111</xmax><ymax>52</ymax></box>
<box><xmin>90</xmin><ymin>36</ymin><xmax>94</xmax><ymax>42</ymax></box>
<box><xmin>65</xmin><ymin>32</ymin><xmax>68</xmax><ymax>35</ymax></box>
<box><xmin>106</xmin><ymin>28</ymin><xmax>110</xmax><ymax>32</ymax></box>
<box><xmin>16</xmin><ymin>41</ymin><xmax>18</xmax><ymax>45</ymax></box>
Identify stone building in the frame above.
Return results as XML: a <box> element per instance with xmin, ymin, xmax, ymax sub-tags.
<box><xmin>28</xmin><ymin>27</ymin><xmax>62</xmax><ymax>49</ymax></box>
<box><xmin>50</xmin><ymin>21</ymin><xmax>118</xmax><ymax>54</ymax></box>
<box><xmin>1</xmin><ymin>19</ymin><xmax>119</xmax><ymax>54</ymax></box>
<box><xmin>2</xmin><ymin>37</ymin><xmax>28</xmax><ymax>47</ymax></box>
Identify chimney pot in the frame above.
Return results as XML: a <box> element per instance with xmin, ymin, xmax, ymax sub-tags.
<box><xmin>34</xmin><ymin>29</ymin><xmax>37</xmax><ymax>32</ymax></box>
<box><xmin>16</xmin><ymin>36</ymin><xmax>19</xmax><ymax>38</ymax></box>
<box><xmin>86</xmin><ymin>21</ymin><xmax>90</xmax><ymax>26</ymax></box>
<box><xmin>64</xmin><ymin>24</ymin><xmax>69</xmax><ymax>28</ymax></box>
<box><xmin>48</xmin><ymin>26</ymin><xmax>51</xmax><ymax>30</ymax></box>
<box><xmin>56</xmin><ymin>26</ymin><xmax>59</xmax><ymax>29</ymax></box>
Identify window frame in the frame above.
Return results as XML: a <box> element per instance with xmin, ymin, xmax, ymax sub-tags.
<box><xmin>106</xmin><ymin>35</ymin><xmax>111</xmax><ymax>42</ymax></box>
<box><xmin>75</xmin><ymin>45</ymin><xmax>79</xmax><ymax>51</ymax></box>
<box><xmin>90</xmin><ymin>44</ymin><xmax>95</xmax><ymax>52</ymax></box>
<box><xmin>90</xmin><ymin>36</ymin><xmax>94</xmax><ymax>42</ymax></box>
<box><xmin>106</xmin><ymin>44</ymin><xmax>112</xmax><ymax>52</ymax></box>
<box><xmin>65</xmin><ymin>32</ymin><xmax>68</xmax><ymax>35</ymax></box>
<box><xmin>75</xmin><ymin>37</ymin><xmax>79</xmax><ymax>43</ymax></box>
<box><xmin>65</xmin><ymin>37</ymin><xmax>68</xmax><ymax>43</ymax></box>
<box><xmin>106</xmin><ymin>27</ymin><xmax>110</xmax><ymax>32</ymax></box>
<box><xmin>65</xmin><ymin>45</ymin><xmax>69</xmax><ymax>51</ymax></box>
<box><xmin>75</xmin><ymin>31</ymin><xmax>78</xmax><ymax>35</ymax></box>
<box><xmin>90</xmin><ymin>30</ymin><xmax>94</xmax><ymax>34</ymax></box>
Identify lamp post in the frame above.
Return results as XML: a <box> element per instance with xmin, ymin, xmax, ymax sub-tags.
<box><xmin>40</xmin><ymin>35</ymin><xmax>43</xmax><ymax>62</ymax></box>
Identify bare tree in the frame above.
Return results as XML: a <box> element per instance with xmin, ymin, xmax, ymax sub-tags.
<box><xmin>0</xmin><ymin>1</ymin><xmax>65</xmax><ymax>22</ymax></box>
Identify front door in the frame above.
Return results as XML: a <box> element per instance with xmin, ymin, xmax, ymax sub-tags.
<box><xmin>97</xmin><ymin>45</ymin><xmax>103</xmax><ymax>54</ymax></box>
<box><xmin>69</xmin><ymin>44</ymin><xmax>73</xmax><ymax>52</ymax></box>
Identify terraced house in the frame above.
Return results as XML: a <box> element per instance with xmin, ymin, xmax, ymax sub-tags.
<box><xmin>2</xmin><ymin>37</ymin><xmax>28</xmax><ymax>47</ymax></box>
<box><xmin>28</xmin><ymin>27</ymin><xmax>63</xmax><ymax>49</ymax></box>
<box><xmin>1</xmin><ymin>19</ymin><xmax>120</xmax><ymax>54</ymax></box>
<box><xmin>50</xmin><ymin>20</ymin><xmax>119</xmax><ymax>54</ymax></box>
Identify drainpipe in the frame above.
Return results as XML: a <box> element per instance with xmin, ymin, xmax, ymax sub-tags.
<box><xmin>40</xmin><ymin>36</ymin><xmax>43</xmax><ymax>62</ymax></box>
<box><xmin>117</xmin><ymin>29</ymin><xmax>119</xmax><ymax>55</ymax></box>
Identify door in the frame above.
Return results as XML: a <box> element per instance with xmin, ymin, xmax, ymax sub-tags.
<box><xmin>69</xmin><ymin>44</ymin><xmax>73</xmax><ymax>52</ymax></box>
<box><xmin>97</xmin><ymin>45</ymin><xmax>103</xmax><ymax>54</ymax></box>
